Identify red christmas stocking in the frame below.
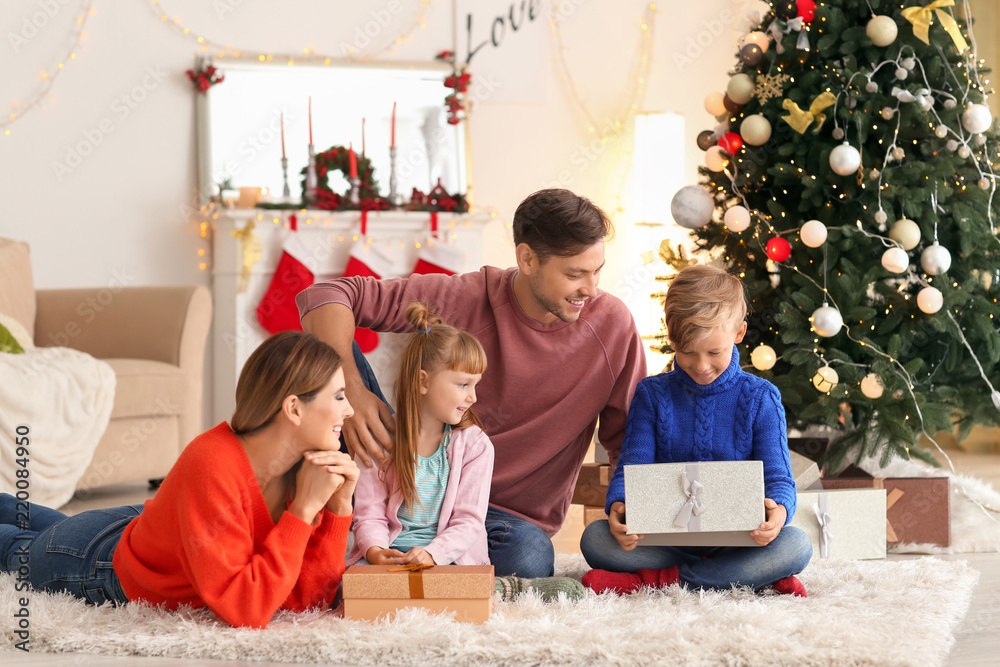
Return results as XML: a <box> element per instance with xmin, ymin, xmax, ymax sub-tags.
<box><xmin>257</xmin><ymin>233</ymin><xmax>315</xmax><ymax>334</ymax></box>
<box><xmin>412</xmin><ymin>240</ymin><xmax>466</xmax><ymax>276</ymax></box>
<box><xmin>344</xmin><ymin>240</ymin><xmax>394</xmax><ymax>353</ymax></box>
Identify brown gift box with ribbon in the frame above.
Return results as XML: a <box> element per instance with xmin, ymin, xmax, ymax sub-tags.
<box><xmin>818</xmin><ymin>477</ymin><xmax>950</xmax><ymax>547</ymax></box>
<box><xmin>342</xmin><ymin>564</ymin><xmax>495</xmax><ymax>624</ymax></box>
<box><xmin>571</xmin><ymin>463</ymin><xmax>611</xmax><ymax>506</ymax></box>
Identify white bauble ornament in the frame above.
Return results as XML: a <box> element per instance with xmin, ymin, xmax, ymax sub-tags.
<box><xmin>740</xmin><ymin>114</ymin><xmax>772</xmax><ymax>146</ymax></box>
<box><xmin>865</xmin><ymin>80</ymin><xmax>879</xmax><ymax>93</ymax></box>
<box><xmin>874</xmin><ymin>210</ymin><xmax>888</xmax><ymax>224</ymax></box>
<box><xmin>921</xmin><ymin>243</ymin><xmax>952</xmax><ymax>275</ymax></box>
<box><xmin>724</xmin><ymin>205</ymin><xmax>752</xmax><ymax>232</ymax></box>
<box><xmin>946</xmin><ymin>139</ymin><xmax>959</xmax><ymax>152</ymax></box>
<box><xmin>670</xmin><ymin>186</ymin><xmax>715</xmax><ymax>229</ymax></box>
<box><xmin>935</xmin><ymin>124</ymin><xmax>949</xmax><ymax>138</ymax></box>
<box><xmin>917</xmin><ymin>286</ymin><xmax>944</xmax><ymax>314</ymax></box>
<box><xmin>944</xmin><ymin>98</ymin><xmax>957</xmax><ymax>110</ymax></box>
<box><xmin>867</xmin><ymin>16</ymin><xmax>898</xmax><ymax>47</ymax></box>
<box><xmin>801</xmin><ymin>219</ymin><xmax>828</xmax><ymax>248</ymax></box>
<box><xmin>958</xmin><ymin>145</ymin><xmax>971</xmax><ymax>159</ymax></box>
<box><xmin>743</xmin><ymin>31</ymin><xmax>770</xmax><ymax>53</ymax></box>
<box><xmin>727</xmin><ymin>73</ymin><xmax>756</xmax><ymax>105</ymax></box>
<box><xmin>902</xmin><ymin>57</ymin><xmax>916</xmax><ymax>71</ymax></box>
<box><xmin>891</xmin><ymin>146</ymin><xmax>906</xmax><ymax>161</ymax></box>
<box><xmin>870</xmin><ymin>169</ymin><xmax>881</xmax><ymax>180</ymax></box>
<box><xmin>812</xmin><ymin>306</ymin><xmax>844</xmax><ymax>337</ymax></box>
<box><xmin>704</xmin><ymin>92</ymin><xmax>727</xmax><ymax>117</ymax></box>
<box><xmin>889</xmin><ymin>218</ymin><xmax>921</xmax><ymax>250</ymax></box>
<box><xmin>860</xmin><ymin>373</ymin><xmax>884</xmax><ymax>399</ymax></box>
<box><xmin>881</xmin><ymin>247</ymin><xmax>909</xmax><ymax>273</ymax></box>
<box><xmin>895</xmin><ymin>67</ymin><xmax>908</xmax><ymax>80</ymax></box>
<box><xmin>881</xmin><ymin>107</ymin><xmax>895</xmax><ymax>120</ymax></box>
<box><xmin>980</xmin><ymin>177</ymin><xmax>992</xmax><ymax>190</ymax></box>
<box><xmin>813</xmin><ymin>366</ymin><xmax>839</xmax><ymax>392</ymax></box>
<box><xmin>962</xmin><ymin>104</ymin><xmax>993</xmax><ymax>134</ymax></box>
<box><xmin>832</xmin><ymin>127</ymin><xmax>845</xmax><ymax>140</ymax></box>
<box><xmin>830</xmin><ymin>143</ymin><xmax>862</xmax><ymax>176</ymax></box>
<box><xmin>751</xmin><ymin>344</ymin><xmax>777</xmax><ymax>371</ymax></box>
<box><xmin>705</xmin><ymin>146</ymin><xmax>729</xmax><ymax>171</ymax></box>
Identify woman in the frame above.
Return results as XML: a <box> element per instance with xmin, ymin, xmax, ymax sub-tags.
<box><xmin>0</xmin><ymin>331</ymin><xmax>358</xmax><ymax>628</ymax></box>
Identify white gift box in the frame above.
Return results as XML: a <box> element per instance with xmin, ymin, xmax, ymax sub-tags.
<box><xmin>624</xmin><ymin>460</ymin><xmax>765</xmax><ymax>547</ymax></box>
<box><xmin>790</xmin><ymin>489</ymin><xmax>887</xmax><ymax>560</ymax></box>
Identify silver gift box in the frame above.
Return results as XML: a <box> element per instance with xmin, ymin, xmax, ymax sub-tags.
<box><xmin>791</xmin><ymin>489</ymin><xmax>887</xmax><ymax>560</ymax></box>
<box><xmin>789</xmin><ymin>450</ymin><xmax>823</xmax><ymax>491</ymax></box>
<box><xmin>624</xmin><ymin>460</ymin><xmax>765</xmax><ymax>547</ymax></box>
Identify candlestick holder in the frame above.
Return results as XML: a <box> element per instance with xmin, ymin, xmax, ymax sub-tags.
<box><xmin>349</xmin><ymin>177</ymin><xmax>361</xmax><ymax>206</ymax></box>
<box><xmin>388</xmin><ymin>145</ymin><xmax>403</xmax><ymax>207</ymax></box>
<box><xmin>305</xmin><ymin>143</ymin><xmax>318</xmax><ymax>203</ymax></box>
<box><xmin>280</xmin><ymin>157</ymin><xmax>291</xmax><ymax>199</ymax></box>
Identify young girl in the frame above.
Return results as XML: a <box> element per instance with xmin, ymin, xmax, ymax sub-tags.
<box><xmin>348</xmin><ymin>303</ymin><xmax>583</xmax><ymax>601</ymax></box>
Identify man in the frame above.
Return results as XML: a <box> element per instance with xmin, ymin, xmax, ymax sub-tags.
<box><xmin>298</xmin><ymin>188</ymin><xmax>646</xmax><ymax>577</ymax></box>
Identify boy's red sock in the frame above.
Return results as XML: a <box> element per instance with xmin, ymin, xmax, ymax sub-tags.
<box><xmin>582</xmin><ymin>567</ymin><xmax>679</xmax><ymax>595</ymax></box>
<box><xmin>770</xmin><ymin>575</ymin><xmax>807</xmax><ymax>597</ymax></box>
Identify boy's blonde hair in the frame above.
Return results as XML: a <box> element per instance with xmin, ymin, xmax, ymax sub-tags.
<box><xmin>664</xmin><ymin>265</ymin><xmax>747</xmax><ymax>351</ymax></box>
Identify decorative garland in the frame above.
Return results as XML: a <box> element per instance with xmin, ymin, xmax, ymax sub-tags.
<box><xmin>435</xmin><ymin>50</ymin><xmax>471</xmax><ymax>125</ymax></box>
<box><xmin>301</xmin><ymin>145</ymin><xmax>388</xmax><ymax>211</ymax></box>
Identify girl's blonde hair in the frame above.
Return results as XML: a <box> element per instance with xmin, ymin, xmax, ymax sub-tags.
<box><xmin>385</xmin><ymin>302</ymin><xmax>487</xmax><ymax>509</ymax></box>
<box><xmin>664</xmin><ymin>265</ymin><xmax>747</xmax><ymax>352</ymax></box>
<box><xmin>231</xmin><ymin>331</ymin><xmax>343</xmax><ymax>435</ymax></box>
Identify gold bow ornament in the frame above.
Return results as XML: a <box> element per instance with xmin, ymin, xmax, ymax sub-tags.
<box><xmin>230</xmin><ymin>219</ymin><xmax>262</xmax><ymax>294</ymax></box>
<box><xmin>901</xmin><ymin>1</ymin><xmax>969</xmax><ymax>53</ymax></box>
<box><xmin>781</xmin><ymin>91</ymin><xmax>837</xmax><ymax>134</ymax></box>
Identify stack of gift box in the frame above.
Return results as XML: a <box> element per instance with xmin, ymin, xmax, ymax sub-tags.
<box><xmin>571</xmin><ymin>442</ymin><xmax>950</xmax><ymax>560</ymax></box>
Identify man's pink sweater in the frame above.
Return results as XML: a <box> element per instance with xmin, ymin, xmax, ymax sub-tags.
<box><xmin>297</xmin><ymin>266</ymin><xmax>647</xmax><ymax>536</ymax></box>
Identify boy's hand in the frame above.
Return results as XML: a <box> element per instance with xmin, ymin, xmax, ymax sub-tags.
<box><xmin>750</xmin><ymin>498</ymin><xmax>786</xmax><ymax>546</ymax></box>
<box><xmin>609</xmin><ymin>501</ymin><xmax>643</xmax><ymax>551</ymax></box>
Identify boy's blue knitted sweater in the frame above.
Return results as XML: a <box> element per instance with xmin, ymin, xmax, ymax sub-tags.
<box><xmin>605</xmin><ymin>345</ymin><xmax>797</xmax><ymax>524</ymax></box>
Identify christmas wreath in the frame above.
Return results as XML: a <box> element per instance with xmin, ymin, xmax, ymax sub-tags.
<box><xmin>302</xmin><ymin>145</ymin><xmax>389</xmax><ymax>211</ymax></box>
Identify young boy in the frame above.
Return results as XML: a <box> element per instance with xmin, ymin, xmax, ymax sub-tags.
<box><xmin>580</xmin><ymin>265</ymin><xmax>812</xmax><ymax>596</ymax></box>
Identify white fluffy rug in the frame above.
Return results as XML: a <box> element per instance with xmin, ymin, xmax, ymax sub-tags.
<box><xmin>0</xmin><ymin>553</ymin><xmax>978</xmax><ymax>667</ymax></box>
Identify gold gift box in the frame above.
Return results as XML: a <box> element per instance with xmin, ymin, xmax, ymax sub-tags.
<box><xmin>343</xmin><ymin>564</ymin><xmax>495</xmax><ymax>624</ymax></box>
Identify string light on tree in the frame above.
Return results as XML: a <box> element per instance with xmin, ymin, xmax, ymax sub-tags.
<box><xmin>860</xmin><ymin>373</ymin><xmax>884</xmax><ymax>399</ymax></box>
<box><xmin>812</xmin><ymin>366</ymin><xmax>839</xmax><ymax>393</ymax></box>
<box><xmin>751</xmin><ymin>344</ymin><xmax>777</xmax><ymax>370</ymax></box>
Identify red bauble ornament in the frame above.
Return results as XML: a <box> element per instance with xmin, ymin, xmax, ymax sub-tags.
<box><xmin>796</xmin><ymin>0</ymin><xmax>817</xmax><ymax>23</ymax></box>
<box><xmin>766</xmin><ymin>236</ymin><xmax>792</xmax><ymax>262</ymax></box>
<box><xmin>718</xmin><ymin>132</ymin><xmax>744</xmax><ymax>153</ymax></box>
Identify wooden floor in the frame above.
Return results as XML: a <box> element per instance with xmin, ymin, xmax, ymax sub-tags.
<box><xmin>3</xmin><ymin>449</ymin><xmax>999</xmax><ymax>666</ymax></box>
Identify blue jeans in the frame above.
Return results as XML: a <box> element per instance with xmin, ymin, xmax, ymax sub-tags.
<box><xmin>580</xmin><ymin>519</ymin><xmax>812</xmax><ymax>591</ymax></box>
<box><xmin>352</xmin><ymin>346</ymin><xmax>554</xmax><ymax>577</ymax></box>
<box><xmin>485</xmin><ymin>506</ymin><xmax>554</xmax><ymax>578</ymax></box>
<box><xmin>0</xmin><ymin>493</ymin><xmax>141</xmax><ymax>605</ymax></box>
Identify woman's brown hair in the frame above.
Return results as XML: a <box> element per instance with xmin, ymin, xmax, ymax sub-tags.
<box><xmin>231</xmin><ymin>331</ymin><xmax>343</xmax><ymax>435</ymax></box>
<box><xmin>385</xmin><ymin>302</ymin><xmax>487</xmax><ymax>509</ymax></box>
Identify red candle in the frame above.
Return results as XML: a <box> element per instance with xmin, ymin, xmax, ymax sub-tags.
<box><xmin>349</xmin><ymin>142</ymin><xmax>358</xmax><ymax>179</ymax></box>
<box><xmin>362</xmin><ymin>117</ymin><xmax>366</xmax><ymax>158</ymax></box>
<box><xmin>280</xmin><ymin>112</ymin><xmax>286</xmax><ymax>158</ymax></box>
<box><xmin>308</xmin><ymin>96</ymin><xmax>313</xmax><ymax>145</ymax></box>
<box><xmin>391</xmin><ymin>101</ymin><xmax>396</xmax><ymax>147</ymax></box>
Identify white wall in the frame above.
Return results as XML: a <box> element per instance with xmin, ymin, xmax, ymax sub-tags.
<box><xmin>1</xmin><ymin>0</ymin><xmax>752</xmax><ymax>421</ymax></box>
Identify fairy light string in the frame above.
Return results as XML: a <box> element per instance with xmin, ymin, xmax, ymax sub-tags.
<box><xmin>2</xmin><ymin>0</ymin><xmax>95</xmax><ymax>137</ymax></box>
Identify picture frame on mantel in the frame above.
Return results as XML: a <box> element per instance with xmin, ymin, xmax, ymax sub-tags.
<box><xmin>195</xmin><ymin>60</ymin><xmax>468</xmax><ymax>208</ymax></box>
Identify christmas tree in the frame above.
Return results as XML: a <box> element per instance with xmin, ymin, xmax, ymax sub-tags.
<box><xmin>666</xmin><ymin>0</ymin><xmax>1000</xmax><ymax>470</ymax></box>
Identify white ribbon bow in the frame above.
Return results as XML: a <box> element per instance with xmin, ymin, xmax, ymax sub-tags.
<box><xmin>814</xmin><ymin>502</ymin><xmax>833</xmax><ymax>559</ymax></box>
<box><xmin>891</xmin><ymin>86</ymin><xmax>934</xmax><ymax>111</ymax></box>
<box><xmin>673</xmin><ymin>472</ymin><xmax>706</xmax><ymax>529</ymax></box>
<box><xmin>768</xmin><ymin>17</ymin><xmax>807</xmax><ymax>54</ymax></box>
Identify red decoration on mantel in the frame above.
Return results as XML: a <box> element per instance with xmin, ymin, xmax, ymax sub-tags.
<box><xmin>186</xmin><ymin>62</ymin><xmax>224</xmax><ymax>93</ymax></box>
